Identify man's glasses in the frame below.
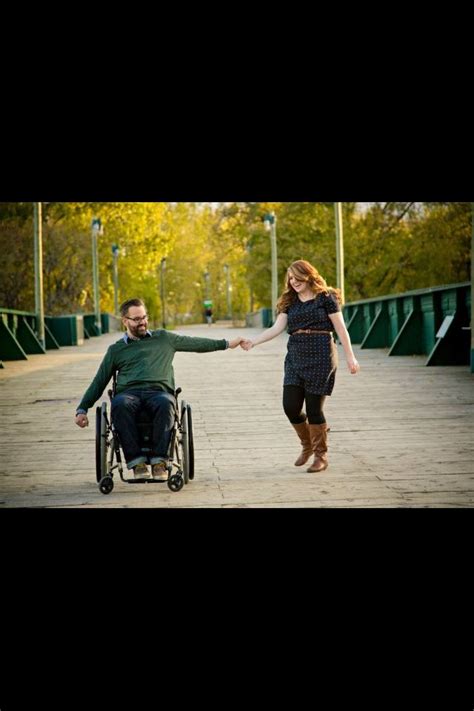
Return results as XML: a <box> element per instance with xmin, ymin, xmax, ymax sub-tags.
<box><xmin>125</xmin><ymin>314</ymin><xmax>148</xmax><ymax>323</ymax></box>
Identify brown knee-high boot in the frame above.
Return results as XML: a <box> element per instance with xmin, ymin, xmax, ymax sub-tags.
<box><xmin>307</xmin><ymin>423</ymin><xmax>329</xmax><ymax>473</ymax></box>
<box><xmin>291</xmin><ymin>422</ymin><xmax>313</xmax><ymax>466</ymax></box>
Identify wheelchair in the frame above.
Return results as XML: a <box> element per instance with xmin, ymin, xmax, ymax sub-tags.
<box><xmin>95</xmin><ymin>375</ymin><xmax>194</xmax><ymax>495</ymax></box>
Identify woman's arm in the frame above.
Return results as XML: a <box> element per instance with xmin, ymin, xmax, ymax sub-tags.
<box><xmin>329</xmin><ymin>312</ymin><xmax>360</xmax><ymax>374</ymax></box>
<box><xmin>241</xmin><ymin>313</ymin><xmax>288</xmax><ymax>350</ymax></box>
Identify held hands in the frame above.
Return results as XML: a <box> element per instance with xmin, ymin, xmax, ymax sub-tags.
<box><xmin>228</xmin><ymin>336</ymin><xmax>246</xmax><ymax>349</ymax></box>
<box><xmin>227</xmin><ymin>337</ymin><xmax>255</xmax><ymax>350</ymax></box>
<box><xmin>75</xmin><ymin>414</ymin><xmax>89</xmax><ymax>428</ymax></box>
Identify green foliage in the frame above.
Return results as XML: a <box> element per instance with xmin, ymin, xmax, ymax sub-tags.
<box><xmin>0</xmin><ymin>214</ymin><xmax>35</xmax><ymax>310</ymax></box>
<box><xmin>344</xmin><ymin>202</ymin><xmax>471</xmax><ymax>300</ymax></box>
<box><xmin>0</xmin><ymin>202</ymin><xmax>471</xmax><ymax>319</ymax></box>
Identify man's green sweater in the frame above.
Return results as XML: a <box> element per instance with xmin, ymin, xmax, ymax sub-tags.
<box><xmin>77</xmin><ymin>330</ymin><xmax>228</xmax><ymax>413</ymax></box>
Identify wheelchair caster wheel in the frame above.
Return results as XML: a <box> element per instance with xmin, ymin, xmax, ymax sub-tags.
<box><xmin>99</xmin><ymin>476</ymin><xmax>114</xmax><ymax>495</ymax></box>
<box><xmin>168</xmin><ymin>474</ymin><xmax>184</xmax><ymax>492</ymax></box>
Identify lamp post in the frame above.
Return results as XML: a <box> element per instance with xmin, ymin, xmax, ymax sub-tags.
<box><xmin>33</xmin><ymin>202</ymin><xmax>45</xmax><ymax>349</ymax></box>
<box><xmin>263</xmin><ymin>212</ymin><xmax>278</xmax><ymax>323</ymax></box>
<box><xmin>160</xmin><ymin>257</ymin><xmax>167</xmax><ymax>329</ymax></box>
<box><xmin>91</xmin><ymin>218</ymin><xmax>103</xmax><ymax>335</ymax></box>
<box><xmin>246</xmin><ymin>241</ymin><xmax>254</xmax><ymax>313</ymax></box>
<box><xmin>112</xmin><ymin>244</ymin><xmax>120</xmax><ymax>316</ymax></box>
<box><xmin>223</xmin><ymin>264</ymin><xmax>232</xmax><ymax>320</ymax></box>
<box><xmin>334</xmin><ymin>202</ymin><xmax>345</xmax><ymax>304</ymax></box>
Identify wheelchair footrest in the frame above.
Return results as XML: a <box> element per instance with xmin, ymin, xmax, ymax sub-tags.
<box><xmin>125</xmin><ymin>478</ymin><xmax>168</xmax><ymax>484</ymax></box>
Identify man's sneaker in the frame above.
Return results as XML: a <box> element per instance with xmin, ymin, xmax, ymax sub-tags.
<box><xmin>152</xmin><ymin>462</ymin><xmax>169</xmax><ymax>481</ymax></box>
<box><xmin>133</xmin><ymin>463</ymin><xmax>150</xmax><ymax>479</ymax></box>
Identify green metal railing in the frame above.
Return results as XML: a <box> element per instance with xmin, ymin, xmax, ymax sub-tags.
<box><xmin>0</xmin><ymin>309</ymin><xmax>50</xmax><ymax>366</ymax></box>
<box><xmin>343</xmin><ymin>282</ymin><xmax>471</xmax><ymax>366</ymax></box>
<box><xmin>0</xmin><ymin>309</ymin><xmax>120</xmax><ymax>367</ymax></box>
<box><xmin>245</xmin><ymin>308</ymin><xmax>274</xmax><ymax>328</ymax></box>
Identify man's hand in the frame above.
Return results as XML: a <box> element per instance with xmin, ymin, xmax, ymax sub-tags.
<box><xmin>75</xmin><ymin>414</ymin><xmax>89</xmax><ymax>428</ymax></box>
<box><xmin>240</xmin><ymin>339</ymin><xmax>254</xmax><ymax>351</ymax></box>
<box><xmin>228</xmin><ymin>336</ymin><xmax>245</xmax><ymax>349</ymax></box>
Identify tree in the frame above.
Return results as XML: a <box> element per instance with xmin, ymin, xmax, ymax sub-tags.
<box><xmin>1</xmin><ymin>201</ymin><xmax>470</xmax><ymax>319</ymax></box>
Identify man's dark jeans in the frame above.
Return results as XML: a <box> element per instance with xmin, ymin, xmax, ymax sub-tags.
<box><xmin>111</xmin><ymin>388</ymin><xmax>175</xmax><ymax>469</ymax></box>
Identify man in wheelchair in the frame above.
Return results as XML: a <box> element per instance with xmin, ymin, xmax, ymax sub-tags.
<box><xmin>75</xmin><ymin>298</ymin><xmax>243</xmax><ymax>481</ymax></box>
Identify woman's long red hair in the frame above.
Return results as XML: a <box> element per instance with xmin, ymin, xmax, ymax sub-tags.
<box><xmin>277</xmin><ymin>260</ymin><xmax>342</xmax><ymax>314</ymax></box>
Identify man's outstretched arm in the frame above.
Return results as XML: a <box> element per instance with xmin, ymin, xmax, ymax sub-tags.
<box><xmin>169</xmin><ymin>332</ymin><xmax>244</xmax><ymax>353</ymax></box>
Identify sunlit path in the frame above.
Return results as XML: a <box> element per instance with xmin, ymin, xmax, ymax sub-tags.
<box><xmin>1</xmin><ymin>324</ymin><xmax>473</xmax><ymax>507</ymax></box>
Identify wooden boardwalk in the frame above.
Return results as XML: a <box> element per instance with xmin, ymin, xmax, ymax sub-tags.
<box><xmin>1</xmin><ymin>324</ymin><xmax>473</xmax><ymax>507</ymax></box>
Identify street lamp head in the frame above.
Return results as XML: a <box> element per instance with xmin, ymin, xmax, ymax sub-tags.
<box><xmin>92</xmin><ymin>218</ymin><xmax>104</xmax><ymax>235</ymax></box>
<box><xmin>263</xmin><ymin>213</ymin><xmax>275</xmax><ymax>231</ymax></box>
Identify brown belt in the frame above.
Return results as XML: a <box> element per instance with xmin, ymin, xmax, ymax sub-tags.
<box><xmin>291</xmin><ymin>329</ymin><xmax>332</xmax><ymax>335</ymax></box>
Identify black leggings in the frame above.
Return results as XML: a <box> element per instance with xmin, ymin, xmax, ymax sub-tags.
<box><xmin>283</xmin><ymin>385</ymin><xmax>327</xmax><ymax>425</ymax></box>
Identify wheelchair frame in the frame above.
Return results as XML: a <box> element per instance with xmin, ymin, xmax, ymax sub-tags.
<box><xmin>95</xmin><ymin>377</ymin><xmax>194</xmax><ymax>495</ymax></box>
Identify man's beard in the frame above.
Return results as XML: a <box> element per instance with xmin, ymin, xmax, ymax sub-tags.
<box><xmin>130</xmin><ymin>324</ymin><xmax>147</xmax><ymax>338</ymax></box>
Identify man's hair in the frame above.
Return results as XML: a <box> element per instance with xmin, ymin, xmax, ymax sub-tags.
<box><xmin>120</xmin><ymin>298</ymin><xmax>145</xmax><ymax>318</ymax></box>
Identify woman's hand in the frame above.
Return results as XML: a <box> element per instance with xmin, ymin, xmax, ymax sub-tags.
<box><xmin>347</xmin><ymin>357</ymin><xmax>360</xmax><ymax>374</ymax></box>
<box><xmin>240</xmin><ymin>339</ymin><xmax>254</xmax><ymax>351</ymax></box>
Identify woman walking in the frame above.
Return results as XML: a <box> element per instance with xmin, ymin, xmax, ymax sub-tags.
<box><xmin>241</xmin><ymin>260</ymin><xmax>360</xmax><ymax>472</ymax></box>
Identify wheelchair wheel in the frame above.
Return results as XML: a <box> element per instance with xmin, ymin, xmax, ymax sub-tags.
<box><xmin>168</xmin><ymin>473</ymin><xmax>184</xmax><ymax>492</ymax></box>
<box><xmin>181</xmin><ymin>402</ymin><xmax>190</xmax><ymax>484</ymax></box>
<box><xmin>95</xmin><ymin>402</ymin><xmax>108</xmax><ymax>484</ymax></box>
<box><xmin>186</xmin><ymin>404</ymin><xmax>195</xmax><ymax>481</ymax></box>
<box><xmin>99</xmin><ymin>476</ymin><xmax>114</xmax><ymax>495</ymax></box>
